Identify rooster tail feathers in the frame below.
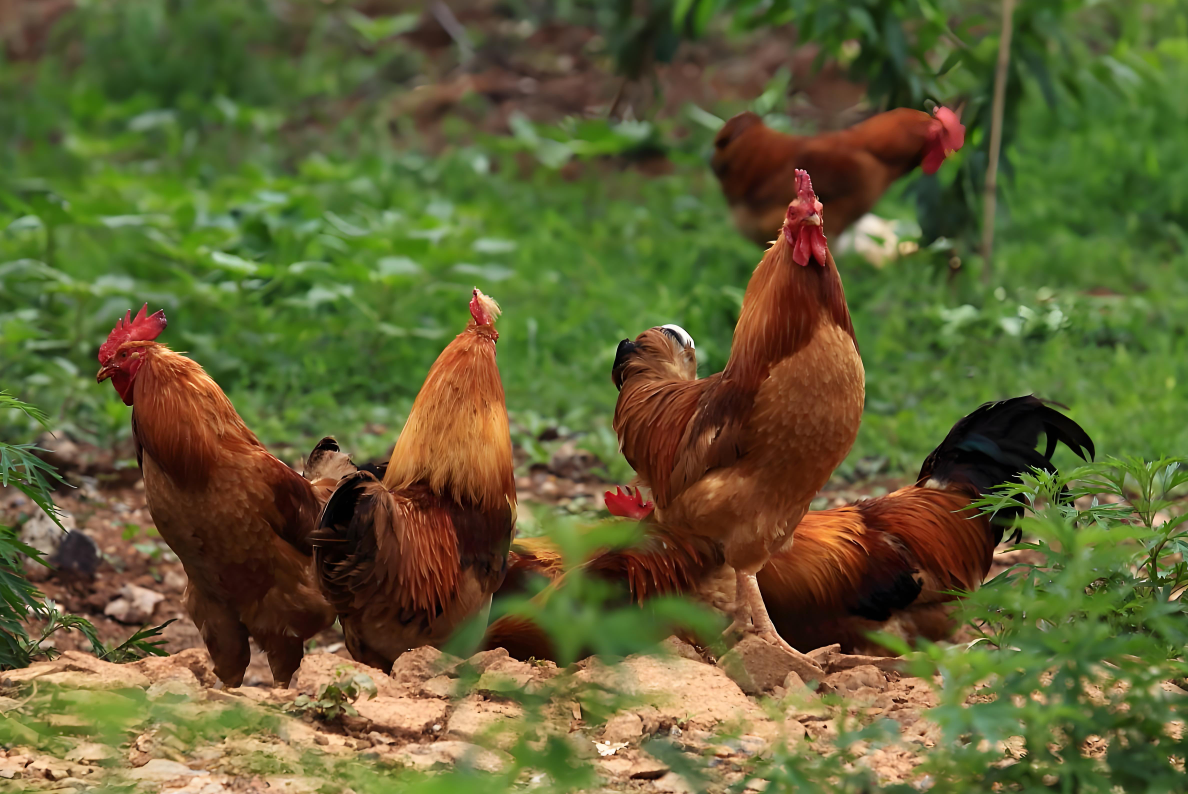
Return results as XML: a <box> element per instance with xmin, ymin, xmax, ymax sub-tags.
<box><xmin>916</xmin><ymin>395</ymin><xmax>1094</xmax><ymax>497</ymax></box>
<box><xmin>312</xmin><ymin>470</ymin><xmax>387</xmax><ymax>612</ymax></box>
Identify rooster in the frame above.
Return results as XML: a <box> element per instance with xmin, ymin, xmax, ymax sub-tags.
<box><xmin>612</xmin><ymin>171</ymin><xmax>864</xmax><ymax>669</ymax></box>
<box><xmin>312</xmin><ymin>289</ymin><xmax>516</xmax><ymax>671</ymax></box>
<box><xmin>712</xmin><ymin>106</ymin><xmax>965</xmax><ymax>245</ymax></box>
<box><xmin>95</xmin><ymin>305</ymin><xmax>342</xmax><ymax>686</ymax></box>
<box><xmin>490</xmin><ymin>337</ymin><xmax>1092</xmax><ymax>658</ymax></box>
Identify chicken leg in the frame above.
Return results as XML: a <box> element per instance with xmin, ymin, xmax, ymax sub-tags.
<box><xmin>730</xmin><ymin>570</ymin><xmax>824</xmax><ymax>676</ymax></box>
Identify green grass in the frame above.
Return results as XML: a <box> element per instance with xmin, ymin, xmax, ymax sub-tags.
<box><xmin>2</xmin><ymin>0</ymin><xmax>1186</xmax><ymax>482</ymax></box>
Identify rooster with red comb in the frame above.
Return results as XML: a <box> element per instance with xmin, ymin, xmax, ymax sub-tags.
<box><xmin>96</xmin><ymin>303</ymin><xmax>348</xmax><ymax>687</ymax></box>
<box><xmin>608</xmin><ymin>171</ymin><xmax>864</xmax><ymax>673</ymax></box>
<box><xmin>712</xmin><ymin>103</ymin><xmax>966</xmax><ymax>246</ymax></box>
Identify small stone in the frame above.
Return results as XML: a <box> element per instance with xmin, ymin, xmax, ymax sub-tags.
<box><xmin>719</xmin><ymin>636</ymin><xmax>823</xmax><ymax>694</ymax></box>
<box><xmin>104</xmin><ymin>584</ymin><xmax>165</xmax><ymax>624</ymax></box>
<box><xmin>823</xmin><ymin>664</ymin><xmax>887</xmax><ymax>695</ymax></box>
<box><xmin>126</xmin><ymin>758</ymin><xmax>204</xmax><ymax>780</ymax></box>
<box><xmin>353</xmin><ymin>697</ymin><xmax>449</xmax><ymax>738</ymax></box>
<box><xmin>419</xmin><ymin>675</ymin><xmax>456</xmax><ymax>699</ymax></box>
<box><xmin>628</xmin><ymin>755</ymin><xmax>669</xmax><ymax>780</ymax></box>
<box><xmin>783</xmin><ymin>671</ymin><xmax>812</xmax><ymax>695</ymax></box>
<box><xmin>652</xmin><ymin>771</ymin><xmax>694</xmax><ymax>794</ymax></box>
<box><xmin>162</xmin><ymin>570</ymin><xmax>188</xmax><ymax>593</ymax></box>
<box><xmin>390</xmin><ymin>646</ymin><xmax>458</xmax><ymax>686</ymax></box>
<box><xmin>602</xmin><ymin>713</ymin><xmax>644</xmax><ymax>743</ymax></box>
<box><xmin>50</xmin><ymin>531</ymin><xmax>100</xmax><ymax>580</ymax></box>
<box><xmin>64</xmin><ymin>743</ymin><xmax>113</xmax><ymax>764</ymax></box>
<box><xmin>465</xmin><ymin>648</ymin><xmax>511</xmax><ymax>673</ymax></box>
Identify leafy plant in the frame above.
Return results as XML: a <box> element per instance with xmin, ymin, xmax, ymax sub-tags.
<box><xmin>289</xmin><ymin>668</ymin><xmax>379</xmax><ymax>722</ymax></box>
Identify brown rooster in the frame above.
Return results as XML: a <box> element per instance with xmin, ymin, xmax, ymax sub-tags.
<box><xmin>489</xmin><ymin>336</ymin><xmax>1092</xmax><ymax>660</ymax></box>
<box><xmin>712</xmin><ymin>106</ymin><xmax>965</xmax><ymax>245</ymax></box>
<box><xmin>95</xmin><ymin>305</ymin><xmax>342</xmax><ymax>686</ymax></box>
<box><xmin>612</xmin><ymin>171</ymin><xmax>864</xmax><ymax>668</ymax></box>
<box><xmin>312</xmin><ymin>289</ymin><xmax>516</xmax><ymax>671</ymax></box>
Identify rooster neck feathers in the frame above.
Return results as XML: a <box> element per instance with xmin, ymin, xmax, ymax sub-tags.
<box><xmin>130</xmin><ymin>345</ymin><xmax>263</xmax><ymax>490</ymax></box>
<box><xmin>726</xmin><ymin>227</ymin><xmax>856</xmax><ymax>389</ymax></box>
<box><xmin>383</xmin><ymin>327</ymin><xmax>515</xmax><ymax>512</ymax></box>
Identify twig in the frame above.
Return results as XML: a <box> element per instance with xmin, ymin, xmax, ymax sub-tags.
<box><xmin>980</xmin><ymin>0</ymin><xmax>1016</xmax><ymax>284</ymax></box>
<box><xmin>431</xmin><ymin>1</ymin><xmax>473</xmax><ymax>63</ymax></box>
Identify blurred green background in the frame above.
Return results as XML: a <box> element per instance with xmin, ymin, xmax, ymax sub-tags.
<box><xmin>2</xmin><ymin>0</ymin><xmax>1186</xmax><ymax>482</ymax></box>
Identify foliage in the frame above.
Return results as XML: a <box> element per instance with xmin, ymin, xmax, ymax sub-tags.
<box><xmin>289</xmin><ymin>668</ymin><xmax>379</xmax><ymax>722</ymax></box>
<box><xmin>0</xmin><ymin>393</ymin><xmax>172</xmax><ymax>669</ymax></box>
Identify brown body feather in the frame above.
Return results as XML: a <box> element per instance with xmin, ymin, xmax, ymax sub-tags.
<box><xmin>712</xmin><ymin>108</ymin><xmax>944</xmax><ymax>245</ymax></box>
<box><xmin>313</xmin><ymin>294</ymin><xmax>516</xmax><ymax>671</ymax></box>
<box><xmin>614</xmin><ymin>224</ymin><xmax>864</xmax><ymax>577</ymax></box>
<box><xmin>499</xmin><ymin>328</ymin><xmax>1090</xmax><ymax>661</ymax></box>
<box><xmin>119</xmin><ymin>347</ymin><xmax>336</xmax><ymax>686</ymax></box>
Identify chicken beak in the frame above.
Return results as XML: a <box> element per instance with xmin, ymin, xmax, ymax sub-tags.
<box><xmin>803</xmin><ymin>214</ymin><xmax>822</xmax><ymax>227</ymax></box>
<box><xmin>96</xmin><ymin>363</ymin><xmax>116</xmax><ymax>383</ymax></box>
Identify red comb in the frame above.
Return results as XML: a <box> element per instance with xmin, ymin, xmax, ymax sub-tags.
<box><xmin>604</xmin><ymin>486</ymin><xmax>655</xmax><ymax>521</ymax></box>
<box><xmin>794</xmin><ymin>169</ymin><xmax>818</xmax><ymax>205</ymax></box>
<box><xmin>98</xmin><ymin>303</ymin><xmax>167</xmax><ymax>363</ymax></box>
<box><xmin>933</xmin><ymin>106</ymin><xmax>966</xmax><ymax>150</ymax></box>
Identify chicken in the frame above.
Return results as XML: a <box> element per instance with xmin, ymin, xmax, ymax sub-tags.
<box><xmin>95</xmin><ymin>305</ymin><xmax>341</xmax><ymax>686</ymax></box>
<box><xmin>612</xmin><ymin>171</ymin><xmax>864</xmax><ymax>667</ymax></box>
<box><xmin>712</xmin><ymin>106</ymin><xmax>965</xmax><ymax>245</ymax></box>
<box><xmin>312</xmin><ymin>289</ymin><xmax>516</xmax><ymax>671</ymax></box>
<box><xmin>489</xmin><ymin>331</ymin><xmax>1092</xmax><ymax>658</ymax></box>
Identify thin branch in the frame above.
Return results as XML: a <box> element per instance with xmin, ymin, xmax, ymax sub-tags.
<box><xmin>431</xmin><ymin>1</ymin><xmax>474</xmax><ymax>64</ymax></box>
<box><xmin>981</xmin><ymin>0</ymin><xmax>1016</xmax><ymax>284</ymax></box>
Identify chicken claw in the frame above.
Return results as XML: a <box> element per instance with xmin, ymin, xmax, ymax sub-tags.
<box><xmin>732</xmin><ymin>570</ymin><xmax>825</xmax><ymax>676</ymax></box>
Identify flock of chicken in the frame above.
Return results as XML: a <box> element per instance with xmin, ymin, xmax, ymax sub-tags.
<box><xmin>92</xmin><ymin>104</ymin><xmax>1093</xmax><ymax>688</ymax></box>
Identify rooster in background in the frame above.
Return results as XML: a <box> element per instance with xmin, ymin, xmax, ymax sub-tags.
<box><xmin>312</xmin><ymin>289</ymin><xmax>517</xmax><ymax>671</ymax></box>
<box><xmin>611</xmin><ymin>171</ymin><xmax>864</xmax><ymax>669</ymax></box>
<box><xmin>96</xmin><ymin>305</ymin><xmax>344</xmax><ymax>687</ymax></box>
<box><xmin>712</xmin><ymin>106</ymin><xmax>965</xmax><ymax>246</ymax></box>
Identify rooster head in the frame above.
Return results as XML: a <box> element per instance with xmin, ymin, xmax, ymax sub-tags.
<box><xmin>783</xmin><ymin>170</ymin><xmax>828</xmax><ymax>267</ymax></box>
<box><xmin>469</xmin><ymin>288</ymin><xmax>501</xmax><ymax>330</ymax></box>
<box><xmin>96</xmin><ymin>303</ymin><xmax>167</xmax><ymax>405</ymax></box>
<box><xmin>922</xmin><ymin>105</ymin><xmax>965</xmax><ymax>175</ymax></box>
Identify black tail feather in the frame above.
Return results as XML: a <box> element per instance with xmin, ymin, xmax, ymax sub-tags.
<box><xmin>917</xmin><ymin>395</ymin><xmax>1094</xmax><ymax>499</ymax></box>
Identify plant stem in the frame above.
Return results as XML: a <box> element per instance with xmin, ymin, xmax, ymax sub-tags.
<box><xmin>981</xmin><ymin>0</ymin><xmax>1016</xmax><ymax>284</ymax></box>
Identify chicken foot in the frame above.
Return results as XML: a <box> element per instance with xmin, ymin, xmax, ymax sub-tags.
<box><xmin>728</xmin><ymin>570</ymin><xmax>824</xmax><ymax>676</ymax></box>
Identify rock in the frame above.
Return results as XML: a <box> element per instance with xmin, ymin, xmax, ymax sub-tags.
<box><xmin>49</xmin><ymin>530</ymin><xmax>100</xmax><ymax>580</ymax></box>
<box><xmin>64</xmin><ymin>743</ymin><xmax>114</xmax><ymax>764</ymax></box>
<box><xmin>420</xmin><ymin>675</ymin><xmax>456</xmax><ymax>699</ymax></box>
<box><xmin>580</xmin><ymin>651</ymin><xmax>776</xmax><ymax>738</ymax></box>
<box><xmin>132</xmin><ymin>648</ymin><xmax>218</xmax><ymax>688</ymax></box>
<box><xmin>627</xmin><ymin>755</ymin><xmax>670</xmax><ymax>780</ymax></box>
<box><xmin>464</xmin><ymin>648</ymin><xmax>511</xmax><ymax>673</ymax></box>
<box><xmin>104</xmin><ymin>584</ymin><xmax>165</xmax><ymax>624</ymax></box>
<box><xmin>475</xmin><ymin>657</ymin><xmax>538</xmax><ymax>695</ymax></box>
<box><xmin>20</xmin><ymin>510</ymin><xmax>75</xmax><ymax>576</ymax></box>
<box><xmin>162</xmin><ymin>570</ymin><xmax>188</xmax><ymax>593</ymax></box>
<box><xmin>719</xmin><ymin>636</ymin><xmax>823</xmax><ymax>694</ymax></box>
<box><xmin>823</xmin><ymin>664</ymin><xmax>887</xmax><ymax>696</ymax></box>
<box><xmin>652</xmin><ymin>771</ymin><xmax>694</xmax><ymax>794</ymax></box>
<box><xmin>125</xmin><ymin>758</ymin><xmax>205</xmax><ymax>781</ymax></box>
<box><xmin>825</xmin><ymin>653</ymin><xmax>904</xmax><ymax>674</ymax></box>
<box><xmin>34</xmin><ymin>432</ymin><xmax>82</xmax><ymax>473</ymax></box>
<box><xmin>548</xmin><ymin>441</ymin><xmax>601</xmax><ymax>481</ymax></box>
<box><xmin>603</xmin><ymin>712</ymin><xmax>644</xmax><ymax>743</ymax></box>
<box><xmin>658</xmin><ymin>635</ymin><xmax>703</xmax><ymax>662</ymax></box>
<box><xmin>447</xmin><ymin>695</ymin><xmax>524</xmax><ymax>744</ymax></box>
<box><xmin>352</xmin><ymin>696</ymin><xmax>448</xmax><ymax>738</ymax></box>
<box><xmin>1</xmin><ymin>651</ymin><xmax>151</xmax><ymax>690</ymax></box>
<box><xmin>782</xmin><ymin>671</ymin><xmax>812</xmax><ymax>695</ymax></box>
<box><xmin>390</xmin><ymin>646</ymin><xmax>459</xmax><ymax>687</ymax></box>
<box><xmin>390</xmin><ymin>741</ymin><xmax>507</xmax><ymax>773</ymax></box>
<box><xmin>290</xmin><ymin>652</ymin><xmax>399</xmax><ymax>699</ymax></box>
